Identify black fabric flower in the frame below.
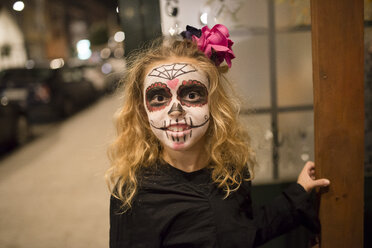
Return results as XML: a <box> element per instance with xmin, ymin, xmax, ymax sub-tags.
<box><xmin>180</xmin><ymin>25</ymin><xmax>202</xmax><ymax>40</ymax></box>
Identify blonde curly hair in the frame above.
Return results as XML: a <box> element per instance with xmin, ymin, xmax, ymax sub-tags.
<box><xmin>106</xmin><ymin>38</ymin><xmax>256</xmax><ymax>210</ymax></box>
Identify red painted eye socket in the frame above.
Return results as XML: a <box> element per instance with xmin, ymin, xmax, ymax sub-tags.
<box><xmin>177</xmin><ymin>80</ymin><xmax>208</xmax><ymax>107</ymax></box>
<box><xmin>145</xmin><ymin>80</ymin><xmax>208</xmax><ymax>111</ymax></box>
<box><xmin>145</xmin><ymin>82</ymin><xmax>172</xmax><ymax>112</ymax></box>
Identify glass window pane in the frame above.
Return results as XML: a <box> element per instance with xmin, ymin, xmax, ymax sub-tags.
<box><xmin>275</xmin><ymin>0</ymin><xmax>311</xmax><ymax>28</ymax></box>
<box><xmin>240</xmin><ymin>114</ymin><xmax>273</xmax><ymax>183</ymax></box>
<box><xmin>365</xmin><ymin>0</ymin><xmax>372</xmax><ymax>21</ymax></box>
<box><xmin>180</xmin><ymin>0</ymin><xmax>268</xmax><ymax>31</ymax></box>
<box><xmin>365</xmin><ymin>26</ymin><xmax>372</xmax><ymax>43</ymax></box>
<box><xmin>233</xmin><ymin>0</ymin><xmax>268</xmax><ymax>29</ymax></box>
<box><xmin>276</xmin><ymin>31</ymin><xmax>313</xmax><ymax>106</ymax></box>
<box><xmin>229</xmin><ymin>35</ymin><xmax>271</xmax><ymax>108</ymax></box>
<box><xmin>278</xmin><ymin>111</ymin><xmax>314</xmax><ymax>180</ymax></box>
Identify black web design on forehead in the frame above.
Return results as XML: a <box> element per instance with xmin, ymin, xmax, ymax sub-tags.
<box><xmin>148</xmin><ymin>63</ymin><xmax>197</xmax><ymax>80</ymax></box>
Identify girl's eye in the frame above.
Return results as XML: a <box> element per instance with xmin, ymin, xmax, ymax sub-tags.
<box><xmin>145</xmin><ymin>83</ymin><xmax>172</xmax><ymax>109</ymax></box>
<box><xmin>185</xmin><ymin>92</ymin><xmax>200</xmax><ymax>101</ymax></box>
<box><xmin>150</xmin><ymin>94</ymin><xmax>168</xmax><ymax>104</ymax></box>
<box><xmin>156</xmin><ymin>95</ymin><xmax>164</xmax><ymax>101</ymax></box>
<box><xmin>176</xmin><ymin>80</ymin><xmax>208</xmax><ymax>106</ymax></box>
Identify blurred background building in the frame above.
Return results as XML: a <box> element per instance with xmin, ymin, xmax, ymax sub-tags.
<box><xmin>0</xmin><ymin>0</ymin><xmax>371</xmax><ymax>247</ymax></box>
<box><xmin>0</xmin><ymin>0</ymin><xmax>121</xmax><ymax>67</ymax></box>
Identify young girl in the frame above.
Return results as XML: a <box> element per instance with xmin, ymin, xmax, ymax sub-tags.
<box><xmin>106</xmin><ymin>24</ymin><xmax>330</xmax><ymax>248</ymax></box>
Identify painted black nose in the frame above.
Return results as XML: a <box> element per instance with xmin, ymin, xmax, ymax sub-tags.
<box><xmin>168</xmin><ymin>103</ymin><xmax>185</xmax><ymax>116</ymax></box>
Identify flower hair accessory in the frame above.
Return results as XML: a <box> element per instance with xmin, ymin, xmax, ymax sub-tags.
<box><xmin>181</xmin><ymin>24</ymin><xmax>235</xmax><ymax>68</ymax></box>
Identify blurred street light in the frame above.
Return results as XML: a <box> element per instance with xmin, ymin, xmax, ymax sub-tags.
<box><xmin>101</xmin><ymin>63</ymin><xmax>112</xmax><ymax>74</ymax></box>
<box><xmin>76</xmin><ymin>39</ymin><xmax>92</xmax><ymax>60</ymax></box>
<box><xmin>50</xmin><ymin>58</ymin><xmax>64</xmax><ymax>69</ymax></box>
<box><xmin>25</xmin><ymin>60</ymin><xmax>35</xmax><ymax>69</ymax></box>
<box><xmin>13</xmin><ymin>1</ymin><xmax>25</xmax><ymax>12</ymax></box>
<box><xmin>1</xmin><ymin>96</ymin><xmax>9</xmax><ymax>106</ymax></box>
<box><xmin>114</xmin><ymin>48</ymin><xmax>124</xmax><ymax>58</ymax></box>
<box><xmin>114</xmin><ymin>31</ymin><xmax>125</xmax><ymax>42</ymax></box>
<box><xmin>100</xmin><ymin>48</ymin><xmax>111</xmax><ymax>59</ymax></box>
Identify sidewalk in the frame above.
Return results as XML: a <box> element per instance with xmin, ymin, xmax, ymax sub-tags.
<box><xmin>0</xmin><ymin>95</ymin><xmax>122</xmax><ymax>248</ymax></box>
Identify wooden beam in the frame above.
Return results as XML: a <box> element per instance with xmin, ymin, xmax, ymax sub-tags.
<box><xmin>311</xmin><ymin>0</ymin><xmax>364</xmax><ymax>247</ymax></box>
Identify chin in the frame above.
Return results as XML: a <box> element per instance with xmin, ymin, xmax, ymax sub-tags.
<box><xmin>162</xmin><ymin>136</ymin><xmax>203</xmax><ymax>152</ymax></box>
<box><xmin>164</xmin><ymin>139</ymin><xmax>190</xmax><ymax>151</ymax></box>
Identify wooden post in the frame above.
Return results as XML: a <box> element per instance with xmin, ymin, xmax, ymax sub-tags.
<box><xmin>311</xmin><ymin>0</ymin><xmax>364</xmax><ymax>247</ymax></box>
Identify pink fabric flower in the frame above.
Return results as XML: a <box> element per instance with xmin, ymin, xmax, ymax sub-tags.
<box><xmin>192</xmin><ymin>24</ymin><xmax>235</xmax><ymax>68</ymax></box>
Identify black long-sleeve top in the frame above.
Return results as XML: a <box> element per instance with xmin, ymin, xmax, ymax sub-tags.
<box><xmin>110</xmin><ymin>162</ymin><xmax>319</xmax><ymax>248</ymax></box>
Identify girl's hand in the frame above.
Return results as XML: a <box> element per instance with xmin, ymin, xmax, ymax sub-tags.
<box><xmin>297</xmin><ymin>161</ymin><xmax>330</xmax><ymax>192</ymax></box>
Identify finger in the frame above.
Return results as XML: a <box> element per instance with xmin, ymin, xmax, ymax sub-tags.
<box><xmin>306</xmin><ymin>161</ymin><xmax>315</xmax><ymax>166</ymax></box>
<box><xmin>312</xmin><ymin>179</ymin><xmax>330</xmax><ymax>188</ymax></box>
<box><xmin>305</xmin><ymin>161</ymin><xmax>315</xmax><ymax>172</ymax></box>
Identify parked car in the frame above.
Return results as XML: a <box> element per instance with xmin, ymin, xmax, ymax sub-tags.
<box><xmin>0</xmin><ymin>67</ymin><xmax>99</xmax><ymax>123</ymax></box>
<box><xmin>102</xmin><ymin>58</ymin><xmax>126</xmax><ymax>94</ymax></box>
<box><xmin>0</xmin><ymin>100</ymin><xmax>30</xmax><ymax>149</ymax></box>
<box><xmin>79</xmin><ymin>64</ymin><xmax>106</xmax><ymax>94</ymax></box>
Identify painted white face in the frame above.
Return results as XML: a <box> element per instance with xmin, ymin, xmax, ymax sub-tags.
<box><xmin>143</xmin><ymin>62</ymin><xmax>210</xmax><ymax>151</ymax></box>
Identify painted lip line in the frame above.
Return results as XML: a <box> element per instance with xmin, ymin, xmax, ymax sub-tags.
<box><xmin>150</xmin><ymin>117</ymin><xmax>210</xmax><ymax>131</ymax></box>
<box><xmin>188</xmin><ymin>117</ymin><xmax>209</xmax><ymax>128</ymax></box>
<box><xmin>166</xmin><ymin>124</ymin><xmax>191</xmax><ymax>132</ymax></box>
<box><xmin>167</xmin><ymin>129</ymin><xmax>191</xmax><ymax>136</ymax></box>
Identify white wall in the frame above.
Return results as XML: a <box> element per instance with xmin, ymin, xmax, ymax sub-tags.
<box><xmin>0</xmin><ymin>8</ymin><xmax>27</xmax><ymax>70</ymax></box>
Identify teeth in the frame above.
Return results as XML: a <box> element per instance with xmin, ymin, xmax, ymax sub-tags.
<box><xmin>168</xmin><ymin>126</ymin><xmax>185</xmax><ymax>132</ymax></box>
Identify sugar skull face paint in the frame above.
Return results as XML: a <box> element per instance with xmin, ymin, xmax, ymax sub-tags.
<box><xmin>144</xmin><ymin>62</ymin><xmax>210</xmax><ymax>151</ymax></box>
